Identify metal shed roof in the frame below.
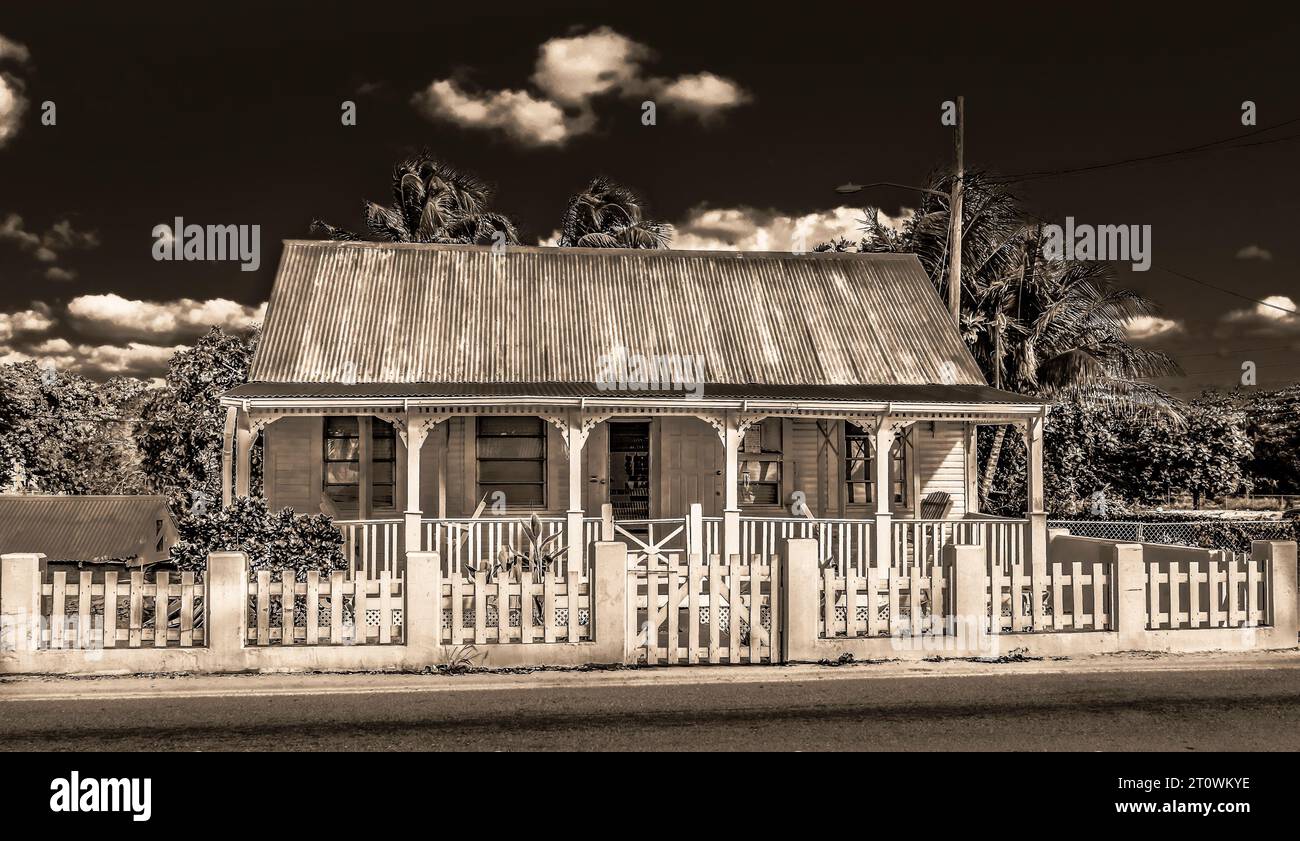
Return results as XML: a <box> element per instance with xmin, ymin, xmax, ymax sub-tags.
<box><xmin>225</xmin><ymin>381</ymin><xmax>1036</xmax><ymax>406</ymax></box>
<box><xmin>0</xmin><ymin>495</ymin><xmax>175</xmax><ymax>563</ymax></box>
<box><xmin>249</xmin><ymin>241</ymin><xmax>989</xmax><ymax>388</ymax></box>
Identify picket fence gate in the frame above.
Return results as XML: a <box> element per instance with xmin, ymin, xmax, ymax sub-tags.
<box><xmin>629</xmin><ymin>553</ymin><xmax>779</xmax><ymax>665</ymax></box>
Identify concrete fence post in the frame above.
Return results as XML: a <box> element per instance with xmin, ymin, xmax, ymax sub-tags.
<box><xmin>207</xmin><ymin>552</ymin><xmax>247</xmax><ymax>667</ymax></box>
<box><xmin>1111</xmin><ymin>543</ymin><xmax>1147</xmax><ymax>648</ymax></box>
<box><xmin>1</xmin><ymin>553</ymin><xmax>42</xmax><ymax>653</ymax></box>
<box><xmin>600</xmin><ymin>503</ymin><xmax>615</xmax><ymax>542</ymax></box>
<box><xmin>404</xmin><ymin>551</ymin><xmax>441</xmax><ymax>657</ymax></box>
<box><xmin>780</xmin><ymin>538</ymin><xmax>818</xmax><ymax>662</ymax></box>
<box><xmin>1254</xmin><ymin>540</ymin><xmax>1297</xmax><ymax>639</ymax></box>
<box><xmin>593</xmin><ymin>541</ymin><xmax>628</xmax><ymax>664</ymax></box>
<box><xmin>946</xmin><ymin>543</ymin><xmax>989</xmax><ymax>653</ymax></box>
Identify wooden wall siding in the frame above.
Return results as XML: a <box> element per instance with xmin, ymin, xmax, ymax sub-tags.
<box><xmin>264</xmin><ymin>416</ymin><xmax>320</xmax><ymax>514</ymax></box>
<box><xmin>261</xmin><ymin>416</ymin><xmax>975</xmax><ymax>521</ymax></box>
<box><xmin>654</xmin><ymin>417</ymin><xmax>722</xmax><ymax>519</ymax></box>
<box><xmin>914</xmin><ymin>422</ymin><xmax>967</xmax><ymax>515</ymax></box>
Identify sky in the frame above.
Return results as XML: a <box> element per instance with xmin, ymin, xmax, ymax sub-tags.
<box><xmin>0</xmin><ymin>2</ymin><xmax>1297</xmax><ymax>394</ymax></box>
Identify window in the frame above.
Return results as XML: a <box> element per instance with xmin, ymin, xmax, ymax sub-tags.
<box><xmin>739</xmin><ymin>418</ymin><xmax>782</xmax><ymax>506</ymax></box>
<box><xmin>477</xmin><ymin>416</ymin><xmax>546</xmax><ymax>508</ymax></box>
<box><xmin>324</xmin><ymin>417</ymin><xmax>360</xmax><ymax>508</ymax></box>
<box><xmin>370</xmin><ymin>420</ymin><xmax>396</xmax><ymax>510</ymax></box>
<box><xmin>844</xmin><ymin>422</ymin><xmax>908</xmax><ymax>506</ymax></box>
<box><xmin>323</xmin><ymin>417</ymin><xmax>397</xmax><ymax>513</ymax></box>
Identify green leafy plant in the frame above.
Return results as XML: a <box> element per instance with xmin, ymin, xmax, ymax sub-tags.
<box><xmin>168</xmin><ymin>496</ymin><xmax>346</xmax><ymax>581</ymax></box>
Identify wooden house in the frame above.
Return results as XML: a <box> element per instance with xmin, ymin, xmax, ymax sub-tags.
<box><xmin>221</xmin><ymin>242</ymin><xmax>1047</xmax><ymax>574</ymax></box>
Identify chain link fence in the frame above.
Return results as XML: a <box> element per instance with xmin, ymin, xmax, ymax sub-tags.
<box><xmin>1048</xmin><ymin>519</ymin><xmax>1298</xmax><ymax>553</ymax></box>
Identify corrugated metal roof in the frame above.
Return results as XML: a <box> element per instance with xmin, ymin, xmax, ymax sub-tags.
<box><xmin>226</xmin><ymin>381</ymin><xmax>1038</xmax><ymax>405</ymax></box>
<box><xmin>249</xmin><ymin>241</ymin><xmax>988</xmax><ymax>388</ymax></box>
<box><xmin>0</xmin><ymin>496</ymin><xmax>175</xmax><ymax>563</ymax></box>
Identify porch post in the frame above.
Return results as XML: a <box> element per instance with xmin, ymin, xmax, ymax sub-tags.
<box><xmin>566</xmin><ymin>411</ymin><xmax>587</xmax><ymax>569</ymax></box>
<box><xmin>221</xmin><ymin>405</ymin><xmax>236</xmax><ymax>508</ymax></box>
<box><xmin>234</xmin><ymin>406</ymin><xmax>253</xmax><ymax>498</ymax></box>
<box><xmin>873</xmin><ymin>416</ymin><xmax>894</xmax><ymax>574</ymax></box>
<box><xmin>403</xmin><ymin>412</ymin><xmax>433</xmax><ymax>555</ymax></box>
<box><xmin>435</xmin><ymin>421</ymin><xmax>449</xmax><ymax>519</ymax></box>
<box><xmin>964</xmin><ymin>422</ymin><xmax>979</xmax><ymax>514</ymax></box>
<box><xmin>1023</xmin><ymin>414</ymin><xmax>1048</xmax><ymax>589</ymax></box>
<box><xmin>722</xmin><ymin>410</ymin><xmax>741</xmax><ymax>563</ymax></box>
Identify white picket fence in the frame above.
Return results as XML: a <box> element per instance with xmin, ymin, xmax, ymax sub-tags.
<box><xmin>629</xmin><ymin>553</ymin><xmax>779</xmax><ymax>665</ymax></box>
<box><xmin>440</xmin><ymin>562</ymin><xmax>591</xmax><ymax>645</ymax></box>
<box><xmin>40</xmin><ymin>569</ymin><xmax>206</xmax><ymax>649</ymax></box>
<box><xmin>1145</xmin><ymin>550</ymin><xmax>1266</xmax><ymax>630</ymax></box>
<box><xmin>246</xmin><ymin>569</ymin><xmax>404</xmax><ymax>645</ymax></box>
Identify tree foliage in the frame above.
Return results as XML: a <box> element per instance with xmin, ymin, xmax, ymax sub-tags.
<box><xmin>558</xmin><ymin>176</ymin><xmax>673</xmax><ymax>249</ymax></box>
<box><xmin>983</xmin><ymin>394</ymin><xmax>1253</xmax><ymax>516</ymax></box>
<box><xmin>0</xmin><ymin>362</ymin><xmax>151</xmax><ymax>494</ymax></box>
<box><xmin>312</xmin><ymin>152</ymin><xmax>520</xmax><ymax>246</ymax></box>
<box><xmin>134</xmin><ymin>327</ymin><xmax>259</xmax><ymax>510</ymax></box>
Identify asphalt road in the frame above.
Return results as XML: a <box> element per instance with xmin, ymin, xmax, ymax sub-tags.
<box><xmin>4</xmin><ymin>664</ymin><xmax>1300</xmax><ymax>750</ymax></box>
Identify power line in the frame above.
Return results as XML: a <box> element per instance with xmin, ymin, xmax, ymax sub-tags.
<box><xmin>990</xmin><ymin>115</ymin><xmax>1300</xmax><ymax>184</ymax></box>
<box><xmin>1008</xmin><ymin>204</ymin><xmax>1299</xmax><ymax>318</ymax></box>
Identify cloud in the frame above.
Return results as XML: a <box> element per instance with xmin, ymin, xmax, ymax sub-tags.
<box><xmin>5</xmin><ymin>339</ymin><xmax>188</xmax><ymax>378</ymax></box>
<box><xmin>531</xmin><ymin>27</ymin><xmax>650</xmax><ymax>105</ymax></box>
<box><xmin>670</xmin><ymin>205</ymin><xmax>899</xmax><ymax>252</ymax></box>
<box><xmin>0</xmin><ymin>72</ymin><xmax>25</xmax><ymax>148</ymax></box>
<box><xmin>0</xmin><ymin>214</ymin><xmax>99</xmax><ymax>271</ymax></box>
<box><xmin>0</xmin><ymin>305</ymin><xmax>54</xmax><ymax>341</ymax></box>
<box><xmin>412</xmin><ymin>81</ymin><xmax>572</xmax><ymax>147</ymax></box>
<box><xmin>1235</xmin><ymin>244</ymin><xmax>1273</xmax><ymax>261</ymax></box>
<box><xmin>538</xmin><ymin>205</ymin><xmax>908</xmax><ymax>250</ymax></box>
<box><xmin>67</xmin><ymin>294</ymin><xmax>266</xmax><ymax>339</ymax></box>
<box><xmin>1216</xmin><ymin>294</ymin><xmax>1300</xmax><ymax>337</ymax></box>
<box><xmin>44</xmin><ymin>266</ymin><xmax>76</xmax><ymax>282</ymax></box>
<box><xmin>415</xmin><ymin>27</ymin><xmax>749</xmax><ymax>147</ymax></box>
<box><xmin>656</xmin><ymin>72</ymin><xmax>750</xmax><ymax>116</ymax></box>
<box><xmin>0</xmin><ymin>33</ymin><xmax>30</xmax><ymax>63</ymax></box>
<box><xmin>1124</xmin><ymin>315</ymin><xmax>1184</xmax><ymax>341</ymax></box>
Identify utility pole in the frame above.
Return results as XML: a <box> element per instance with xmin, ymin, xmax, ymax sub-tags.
<box><xmin>946</xmin><ymin>95</ymin><xmax>964</xmax><ymax>324</ymax></box>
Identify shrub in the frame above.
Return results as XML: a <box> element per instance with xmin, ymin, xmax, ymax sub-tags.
<box><xmin>169</xmin><ymin>496</ymin><xmax>346</xmax><ymax>580</ymax></box>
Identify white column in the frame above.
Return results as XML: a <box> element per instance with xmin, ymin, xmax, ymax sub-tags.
<box><xmin>964</xmin><ymin>422</ymin><xmax>979</xmax><ymax>514</ymax></box>
<box><xmin>403</xmin><ymin>412</ymin><xmax>433</xmax><ymax>555</ymax></box>
<box><xmin>221</xmin><ymin>406</ymin><xmax>236</xmax><ymax>508</ymax></box>
<box><xmin>566</xmin><ymin>411</ymin><xmax>587</xmax><ymax>569</ymax></box>
<box><xmin>435</xmin><ymin>422</ymin><xmax>449</xmax><ymax>519</ymax></box>
<box><xmin>1023</xmin><ymin>415</ymin><xmax>1048</xmax><ymax>593</ymax></box>
<box><xmin>234</xmin><ymin>407</ymin><xmax>253</xmax><ymax>498</ymax></box>
<box><xmin>873</xmin><ymin>416</ymin><xmax>894</xmax><ymax>573</ymax></box>
<box><xmin>722</xmin><ymin>411</ymin><xmax>742</xmax><ymax>563</ymax></box>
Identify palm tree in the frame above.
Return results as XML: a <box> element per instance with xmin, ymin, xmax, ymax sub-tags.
<box><xmin>558</xmin><ymin>177</ymin><xmax>673</xmax><ymax>248</ymax></box>
<box><xmin>856</xmin><ymin>172</ymin><xmax>1181</xmax><ymax>502</ymax></box>
<box><xmin>312</xmin><ymin>152</ymin><xmax>519</xmax><ymax>245</ymax></box>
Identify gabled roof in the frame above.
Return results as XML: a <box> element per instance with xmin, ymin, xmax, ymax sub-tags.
<box><xmin>248</xmin><ymin>241</ymin><xmax>990</xmax><ymax>389</ymax></box>
<box><xmin>0</xmin><ymin>495</ymin><xmax>175</xmax><ymax>564</ymax></box>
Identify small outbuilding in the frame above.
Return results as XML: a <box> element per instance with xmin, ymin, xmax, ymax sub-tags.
<box><xmin>0</xmin><ymin>495</ymin><xmax>178</xmax><ymax>572</ymax></box>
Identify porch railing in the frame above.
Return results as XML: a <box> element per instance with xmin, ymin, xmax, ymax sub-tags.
<box><xmin>336</xmin><ymin>519</ymin><xmax>402</xmax><ymax>580</ymax></box>
<box><xmin>421</xmin><ymin>516</ymin><xmax>603</xmax><ymax>575</ymax></box>
<box><xmin>338</xmin><ymin>513</ymin><xmax>1031</xmax><ymax>581</ymax></box>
